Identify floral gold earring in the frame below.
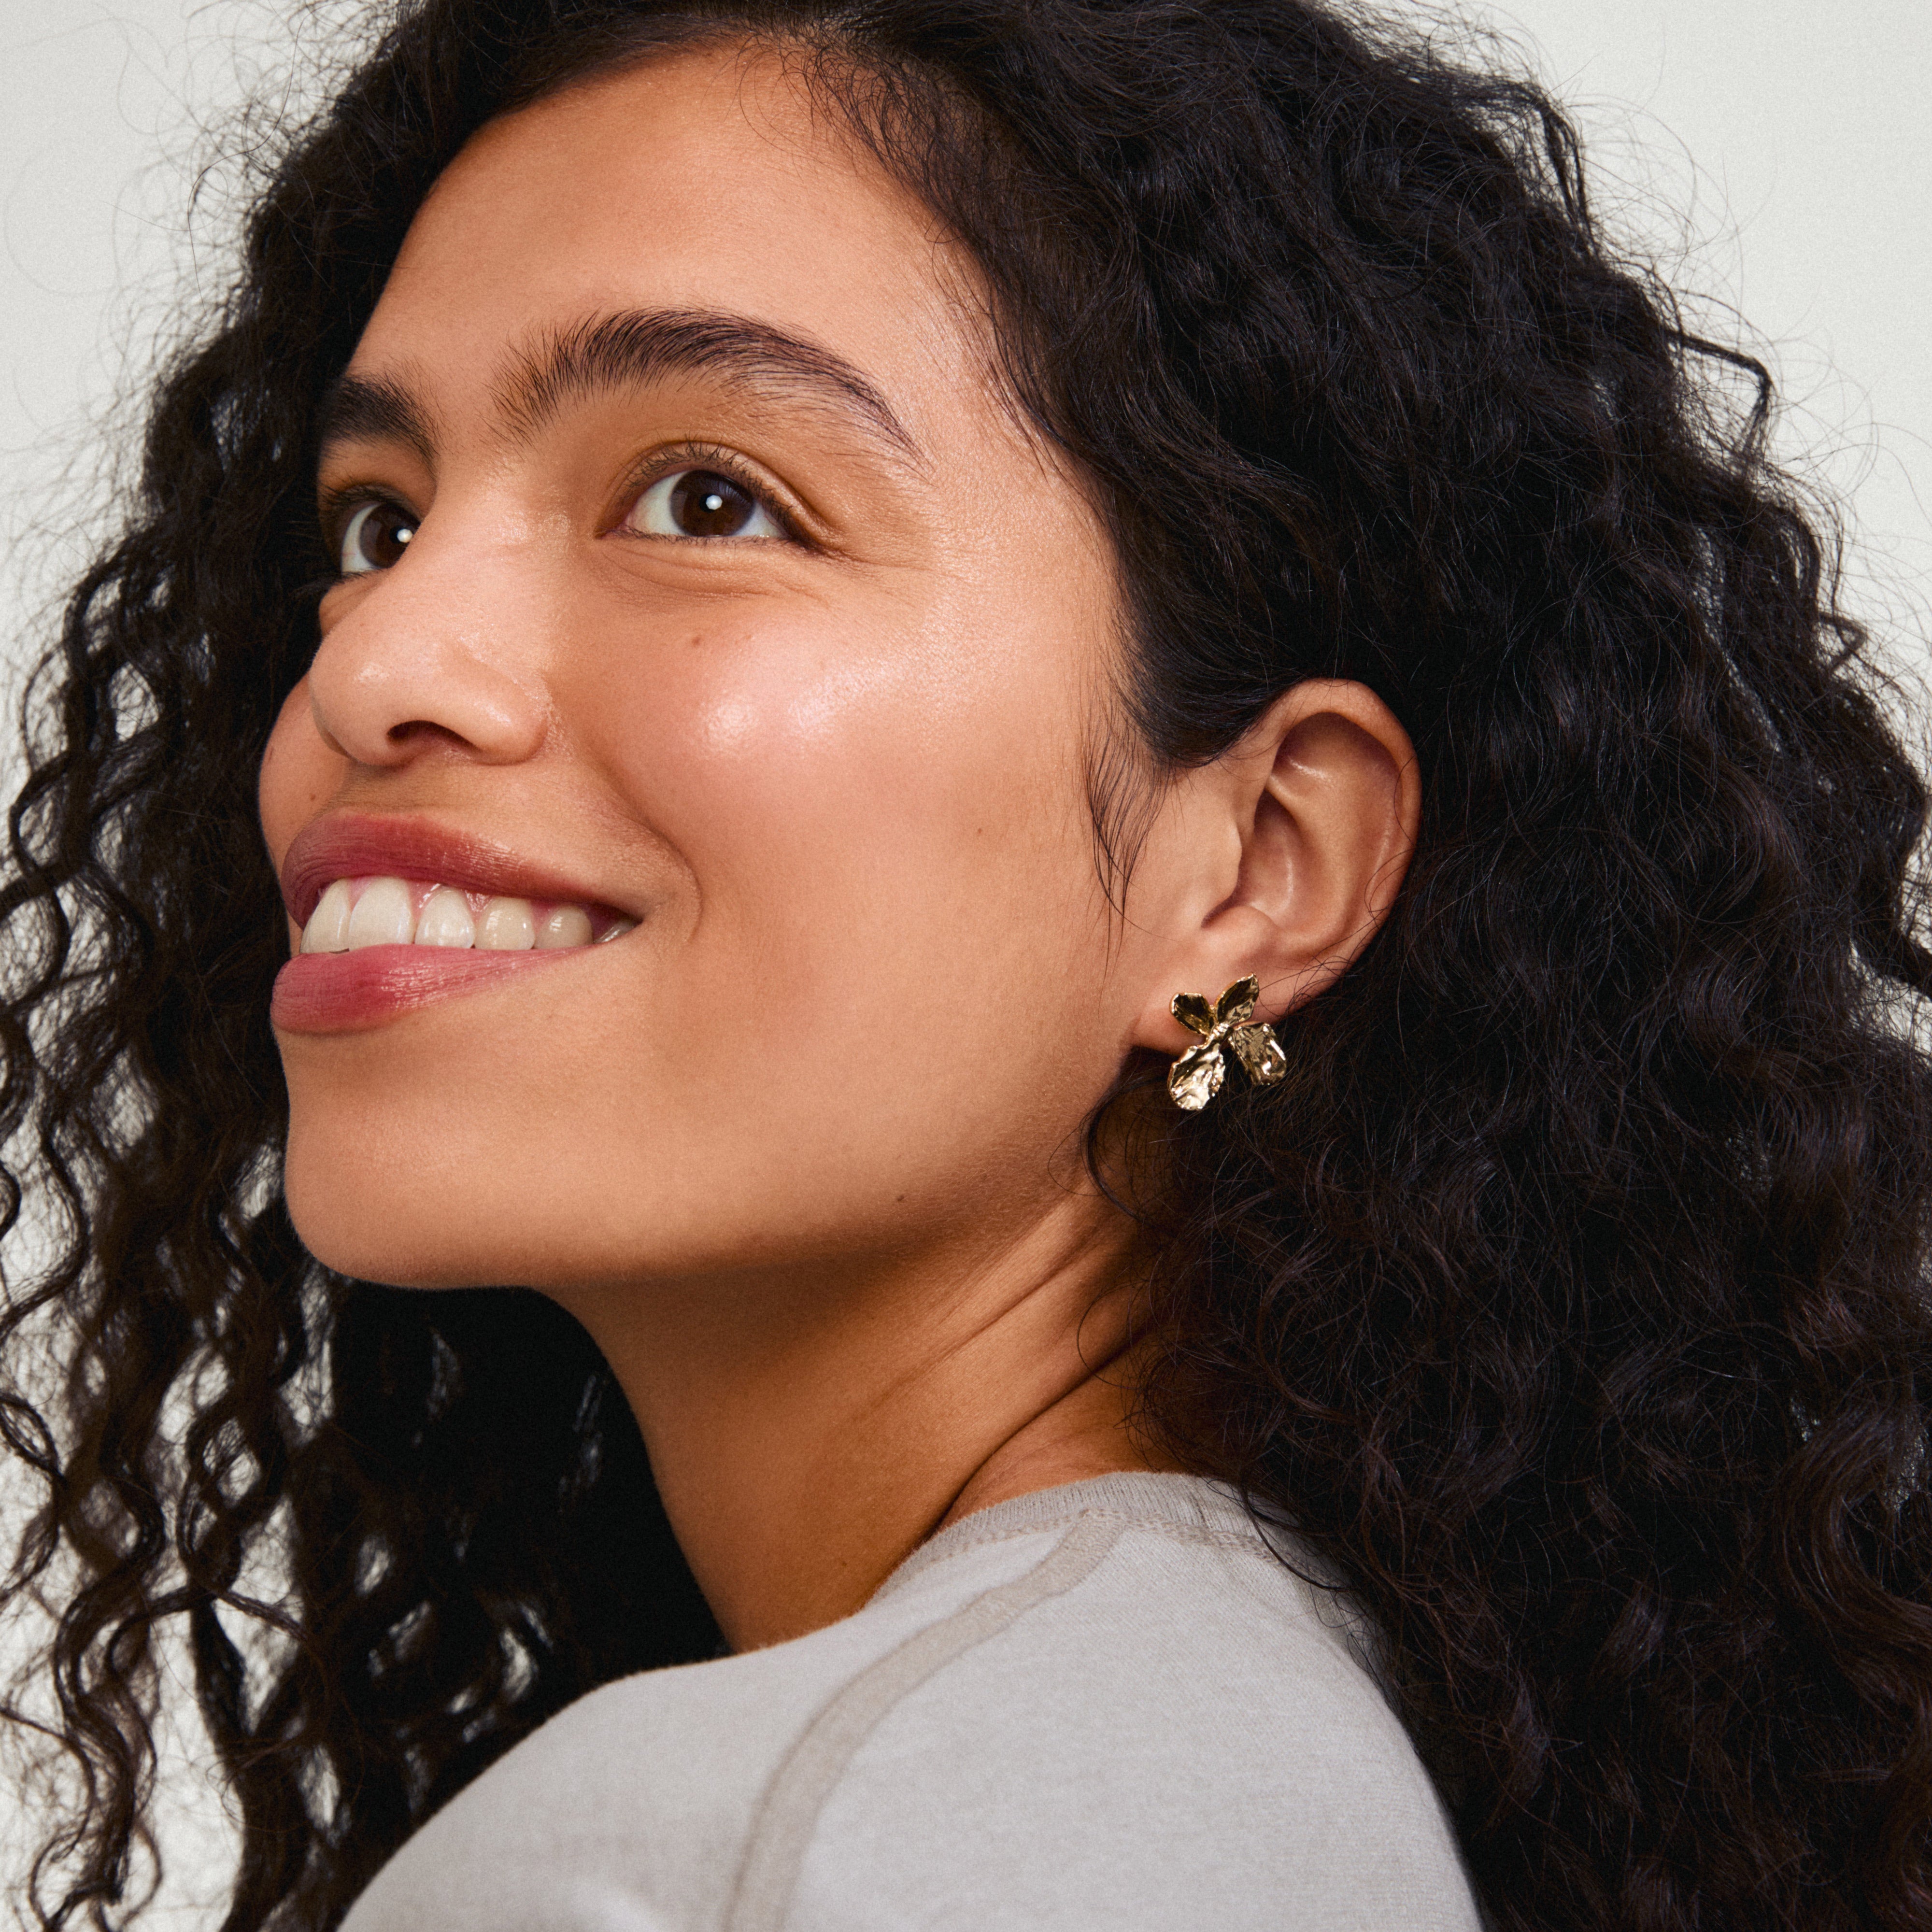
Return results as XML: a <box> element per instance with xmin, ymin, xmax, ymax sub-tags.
<box><xmin>1167</xmin><ymin>974</ymin><xmax>1288</xmax><ymax>1111</ymax></box>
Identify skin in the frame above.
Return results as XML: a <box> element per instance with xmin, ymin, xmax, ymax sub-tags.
<box><xmin>258</xmin><ymin>44</ymin><xmax>1421</xmax><ymax>1651</ymax></box>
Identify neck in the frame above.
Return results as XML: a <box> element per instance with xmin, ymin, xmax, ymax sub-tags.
<box><xmin>560</xmin><ymin>1197</ymin><xmax>1176</xmax><ymax>1651</ymax></box>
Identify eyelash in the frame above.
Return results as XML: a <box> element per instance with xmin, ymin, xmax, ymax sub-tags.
<box><xmin>316</xmin><ymin>442</ymin><xmax>805</xmax><ymax>575</ymax></box>
<box><xmin>616</xmin><ymin>440</ymin><xmax>803</xmax><ymax>544</ymax></box>
<box><xmin>319</xmin><ymin>485</ymin><xmax>411</xmax><ymax>572</ymax></box>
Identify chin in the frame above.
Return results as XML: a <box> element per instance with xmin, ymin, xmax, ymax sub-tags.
<box><xmin>279</xmin><ymin>1117</ymin><xmax>696</xmax><ymax>1293</ymax></box>
<box><xmin>282</xmin><ymin>1132</ymin><xmax>503</xmax><ymax>1288</ymax></box>
<box><xmin>285</xmin><ymin>1200</ymin><xmax>487</xmax><ymax>1290</ymax></box>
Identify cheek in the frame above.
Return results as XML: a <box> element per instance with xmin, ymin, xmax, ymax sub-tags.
<box><xmin>582</xmin><ymin>603</ymin><xmax>1094</xmax><ymax>974</ymax></box>
<box><xmin>258</xmin><ymin>679</ymin><xmax>340</xmax><ymax>866</ymax></box>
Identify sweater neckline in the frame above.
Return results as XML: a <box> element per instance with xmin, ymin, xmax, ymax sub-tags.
<box><xmin>869</xmin><ymin>1471</ymin><xmax>1258</xmax><ymax>1604</ymax></box>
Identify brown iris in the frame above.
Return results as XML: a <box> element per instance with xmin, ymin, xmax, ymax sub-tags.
<box><xmin>345</xmin><ymin>500</ymin><xmax>417</xmax><ymax>571</ymax></box>
<box><xmin>666</xmin><ymin>470</ymin><xmax>759</xmax><ymax>537</ymax></box>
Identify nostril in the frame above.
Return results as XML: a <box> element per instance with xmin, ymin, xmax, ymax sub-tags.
<box><xmin>309</xmin><ymin>623</ymin><xmax>549</xmax><ymax>767</ymax></box>
<box><xmin>386</xmin><ymin>718</ymin><xmax>472</xmax><ymax>749</ymax></box>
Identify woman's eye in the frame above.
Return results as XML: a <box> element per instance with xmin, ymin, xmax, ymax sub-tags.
<box><xmin>338</xmin><ymin>499</ymin><xmax>418</xmax><ymax>575</ymax></box>
<box><xmin>627</xmin><ymin>468</ymin><xmax>783</xmax><ymax>540</ymax></box>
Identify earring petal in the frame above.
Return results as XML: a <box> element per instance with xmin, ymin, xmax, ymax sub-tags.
<box><xmin>1170</xmin><ymin>991</ymin><xmax>1217</xmax><ymax>1037</ymax></box>
<box><xmin>1228</xmin><ymin>1021</ymin><xmax>1287</xmax><ymax>1087</ymax></box>
<box><xmin>1167</xmin><ymin>1040</ymin><xmax>1226</xmax><ymax>1111</ymax></box>
<box><xmin>1214</xmin><ymin>974</ymin><xmax>1260</xmax><ymax>1027</ymax></box>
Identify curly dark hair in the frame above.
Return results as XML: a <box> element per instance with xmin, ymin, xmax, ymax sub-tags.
<box><xmin>4</xmin><ymin>1</ymin><xmax>1930</xmax><ymax>1927</ymax></box>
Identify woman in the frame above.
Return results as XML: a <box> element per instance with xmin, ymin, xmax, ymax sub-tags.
<box><xmin>3</xmin><ymin>0</ymin><xmax>1928</xmax><ymax>1926</ymax></box>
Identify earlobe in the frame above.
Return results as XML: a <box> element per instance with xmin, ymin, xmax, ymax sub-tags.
<box><xmin>1131</xmin><ymin>679</ymin><xmax>1418</xmax><ymax>1057</ymax></box>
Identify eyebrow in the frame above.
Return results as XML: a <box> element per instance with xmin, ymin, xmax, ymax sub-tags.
<box><xmin>317</xmin><ymin>307</ymin><xmax>923</xmax><ymax>470</ymax></box>
<box><xmin>316</xmin><ymin>373</ymin><xmax>436</xmax><ymax>466</ymax></box>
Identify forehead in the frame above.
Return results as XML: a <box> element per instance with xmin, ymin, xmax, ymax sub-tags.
<box><xmin>356</xmin><ymin>46</ymin><xmax>989</xmax><ymax>447</ymax></box>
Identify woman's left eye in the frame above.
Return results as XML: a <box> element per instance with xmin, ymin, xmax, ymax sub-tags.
<box><xmin>626</xmin><ymin>468</ymin><xmax>785</xmax><ymax>541</ymax></box>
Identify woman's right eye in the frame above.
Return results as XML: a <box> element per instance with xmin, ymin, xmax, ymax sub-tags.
<box><xmin>338</xmin><ymin>499</ymin><xmax>419</xmax><ymax>575</ymax></box>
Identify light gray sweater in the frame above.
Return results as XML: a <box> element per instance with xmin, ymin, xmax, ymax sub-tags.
<box><xmin>341</xmin><ymin>1473</ymin><xmax>1484</xmax><ymax>1931</ymax></box>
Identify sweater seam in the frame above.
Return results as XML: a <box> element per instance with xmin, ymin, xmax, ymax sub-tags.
<box><xmin>870</xmin><ymin>1506</ymin><xmax>1268</xmax><ymax>1603</ymax></box>
<box><xmin>722</xmin><ymin>1511</ymin><xmax>1125</xmax><ymax>1932</ymax></box>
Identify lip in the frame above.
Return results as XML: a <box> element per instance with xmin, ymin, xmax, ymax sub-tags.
<box><xmin>272</xmin><ymin>811</ymin><xmax>633</xmax><ymax>1036</ymax></box>
<box><xmin>272</xmin><ymin>945</ymin><xmax>577</xmax><ymax>1035</ymax></box>
<box><xmin>279</xmin><ymin>811</ymin><xmax>624</xmax><ymax>927</ymax></box>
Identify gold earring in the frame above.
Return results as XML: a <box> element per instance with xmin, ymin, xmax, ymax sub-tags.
<box><xmin>1167</xmin><ymin>974</ymin><xmax>1288</xmax><ymax>1111</ymax></box>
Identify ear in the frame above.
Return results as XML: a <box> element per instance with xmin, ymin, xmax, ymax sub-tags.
<box><xmin>1128</xmin><ymin>679</ymin><xmax>1419</xmax><ymax>1053</ymax></box>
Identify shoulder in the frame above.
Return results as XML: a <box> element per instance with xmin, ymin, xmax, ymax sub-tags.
<box><xmin>339</xmin><ymin>1506</ymin><xmax>1078</xmax><ymax>1932</ymax></box>
<box><xmin>770</xmin><ymin>1477</ymin><xmax>1484</xmax><ymax>1932</ymax></box>
<box><xmin>342</xmin><ymin>1476</ymin><xmax>1483</xmax><ymax>1932</ymax></box>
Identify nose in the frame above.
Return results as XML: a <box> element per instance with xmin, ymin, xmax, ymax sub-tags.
<box><xmin>305</xmin><ymin>512</ymin><xmax>551</xmax><ymax>770</ymax></box>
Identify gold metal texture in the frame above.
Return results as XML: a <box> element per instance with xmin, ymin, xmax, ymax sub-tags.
<box><xmin>1227</xmin><ymin>1022</ymin><xmax>1288</xmax><ymax>1086</ymax></box>
<box><xmin>1165</xmin><ymin>974</ymin><xmax>1286</xmax><ymax>1111</ymax></box>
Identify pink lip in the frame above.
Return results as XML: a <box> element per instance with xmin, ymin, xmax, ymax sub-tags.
<box><xmin>279</xmin><ymin>811</ymin><xmax>622</xmax><ymax>927</ymax></box>
<box><xmin>271</xmin><ymin>812</ymin><xmax>632</xmax><ymax>1035</ymax></box>
<box><xmin>272</xmin><ymin>945</ymin><xmax>576</xmax><ymax>1035</ymax></box>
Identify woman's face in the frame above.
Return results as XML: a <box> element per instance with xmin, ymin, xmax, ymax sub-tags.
<box><xmin>259</xmin><ymin>47</ymin><xmax>1152</xmax><ymax>1293</ymax></box>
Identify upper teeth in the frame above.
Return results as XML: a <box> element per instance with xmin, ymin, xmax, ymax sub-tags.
<box><xmin>300</xmin><ymin>877</ymin><xmax>635</xmax><ymax>955</ymax></box>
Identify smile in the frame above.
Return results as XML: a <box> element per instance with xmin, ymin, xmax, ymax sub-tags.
<box><xmin>300</xmin><ymin>876</ymin><xmax>639</xmax><ymax>953</ymax></box>
<box><xmin>271</xmin><ymin>816</ymin><xmax>642</xmax><ymax>1035</ymax></box>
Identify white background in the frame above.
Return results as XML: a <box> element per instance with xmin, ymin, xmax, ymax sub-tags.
<box><xmin>2</xmin><ymin>0</ymin><xmax>1929</xmax><ymax>1921</ymax></box>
